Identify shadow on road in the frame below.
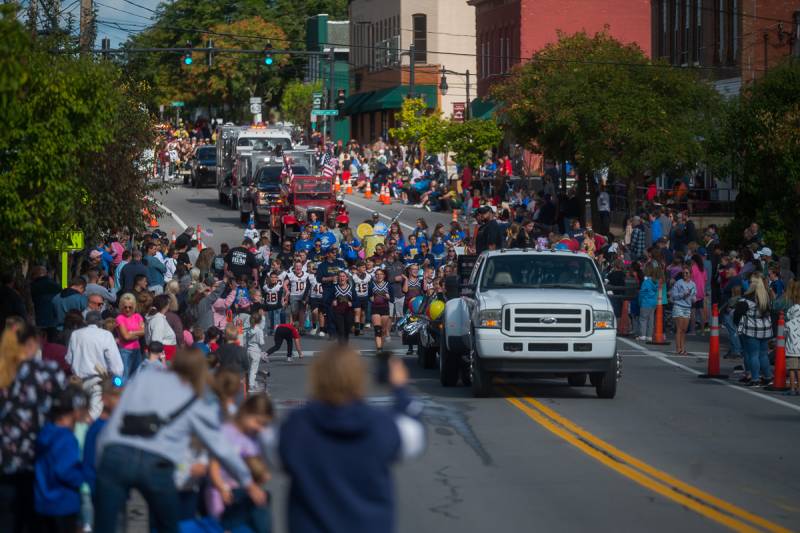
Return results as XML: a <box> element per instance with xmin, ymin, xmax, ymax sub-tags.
<box><xmin>185</xmin><ymin>196</ymin><xmax>226</xmax><ymax>208</ymax></box>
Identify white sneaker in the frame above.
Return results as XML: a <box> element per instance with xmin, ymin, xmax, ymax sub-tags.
<box><xmin>385</xmin><ymin>334</ymin><xmax>391</xmax><ymax>342</ymax></box>
<box><xmin>364</xmin><ymin>323</ymin><xmax>371</xmax><ymax>329</ymax></box>
<box><xmin>635</xmin><ymin>336</ymin><xmax>647</xmax><ymax>341</ymax></box>
<box><xmin>413</xmin><ymin>203</ymin><xmax>423</xmax><ymax>208</ymax></box>
<box><xmin>318</xmin><ymin>331</ymin><xmax>326</xmax><ymax>338</ymax></box>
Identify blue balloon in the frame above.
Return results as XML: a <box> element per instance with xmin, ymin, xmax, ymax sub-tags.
<box><xmin>411</xmin><ymin>296</ymin><xmax>424</xmax><ymax>315</ymax></box>
<box><xmin>373</xmin><ymin>221</ymin><xmax>388</xmax><ymax>236</ymax></box>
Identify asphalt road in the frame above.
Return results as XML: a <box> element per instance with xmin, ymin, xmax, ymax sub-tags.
<box><xmin>156</xmin><ymin>183</ymin><xmax>800</xmax><ymax>533</ymax></box>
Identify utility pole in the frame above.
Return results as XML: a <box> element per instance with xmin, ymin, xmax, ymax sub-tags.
<box><xmin>465</xmin><ymin>69</ymin><xmax>471</xmax><ymax>120</ymax></box>
<box><xmin>79</xmin><ymin>0</ymin><xmax>94</xmax><ymax>54</ymax></box>
<box><xmin>26</xmin><ymin>0</ymin><xmax>37</xmax><ymax>38</ymax></box>
<box><xmin>328</xmin><ymin>47</ymin><xmax>335</xmax><ymax>143</ymax></box>
<box><xmin>408</xmin><ymin>43</ymin><xmax>415</xmax><ymax>98</ymax></box>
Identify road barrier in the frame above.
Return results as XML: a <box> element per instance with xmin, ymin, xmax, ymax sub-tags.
<box><xmin>766</xmin><ymin>311</ymin><xmax>788</xmax><ymax>391</ymax></box>
<box><xmin>700</xmin><ymin>304</ymin><xmax>727</xmax><ymax>379</ymax></box>
<box><xmin>648</xmin><ymin>281</ymin><xmax>669</xmax><ymax>345</ymax></box>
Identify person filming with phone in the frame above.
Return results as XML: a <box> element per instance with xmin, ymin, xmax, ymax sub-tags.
<box><xmin>258</xmin><ymin>345</ymin><xmax>425</xmax><ymax>533</ymax></box>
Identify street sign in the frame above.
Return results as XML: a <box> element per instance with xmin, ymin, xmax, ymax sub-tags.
<box><xmin>452</xmin><ymin>102</ymin><xmax>466</xmax><ymax>123</ymax></box>
<box><xmin>171</xmin><ymin>101</ymin><xmax>184</xmax><ymax>107</ymax></box>
<box><xmin>250</xmin><ymin>97</ymin><xmax>262</xmax><ymax>104</ymax></box>
<box><xmin>250</xmin><ymin>103</ymin><xmax>262</xmax><ymax>114</ymax></box>
<box><xmin>312</xmin><ymin>92</ymin><xmax>323</xmax><ymax>110</ymax></box>
<box><xmin>63</xmin><ymin>231</ymin><xmax>84</xmax><ymax>251</ymax></box>
<box><xmin>312</xmin><ymin>109</ymin><xmax>339</xmax><ymax>116</ymax></box>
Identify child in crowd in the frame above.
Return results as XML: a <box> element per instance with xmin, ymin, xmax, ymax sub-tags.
<box><xmin>34</xmin><ymin>385</ymin><xmax>89</xmax><ymax>532</ymax></box>
<box><xmin>206</xmin><ymin>394</ymin><xmax>273</xmax><ymax>533</ymax></box>
<box><xmin>139</xmin><ymin>341</ymin><xmax>167</xmax><ymax>371</ymax></box>
<box><xmin>246</xmin><ymin>312</ymin><xmax>269</xmax><ymax>393</ymax></box>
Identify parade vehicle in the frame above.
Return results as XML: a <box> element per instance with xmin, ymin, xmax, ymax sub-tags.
<box><xmin>189</xmin><ymin>145</ymin><xmax>217</xmax><ymax>188</ymax></box>
<box><xmin>216</xmin><ymin>124</ymin><xmax>293</xmax><ymax>206</ymax></box>
<box><xmin>279</xmin><ymin>174</ymin><xmax>349</xmax><ymax>240</ymax></box>
<box><xmin>440</xmin><ymin>249</ymin><xmax>620</xmax><ymax>398</ymax></box>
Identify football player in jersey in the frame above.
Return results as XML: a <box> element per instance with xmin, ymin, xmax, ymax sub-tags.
<box><xmin>262</xmin><ymin>271</ymin><xmax>285</xmax><ymax>334</ymax></box>
<box><xmin>284</xmin><ymin>260</ymin><xmax>310</xmax><ymax>334</ymax></box>
<box><xmin>351</xmin><ymin>261</ymin><xmax>372</xmax><ymax>336</ymax></box>
<box><xmin>306</xmin><ymin>263</ymin><xmax>326</xmax><ymax>337</ymax></box>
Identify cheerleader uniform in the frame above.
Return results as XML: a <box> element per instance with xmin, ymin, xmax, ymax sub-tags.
<box><xmin>332</xmin><ymin>282</ymin><xmax>355</xmax><ymax>345</ymax></box>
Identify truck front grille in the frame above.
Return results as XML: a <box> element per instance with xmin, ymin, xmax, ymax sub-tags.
<box><xmin>503</xmin><ymin>305</ymin><xmax>592</xmax><ymax>337</ymax></box>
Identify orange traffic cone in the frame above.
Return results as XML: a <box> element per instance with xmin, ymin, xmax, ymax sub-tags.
<box><xmin>617</xmin><ymin>300</ymin><xmax>632</xmax><ymax>336</ymax></box>
<box><xmin>196</xmin><ymin>224</ymin><xmax>204</xmax><ymax>251</ymax></box>
<box><xmin>451</xmin><ymin>209</ymin><xmax>459</xmax><ymax>223</ymax></box>
<box><xmin>766</xmin><ymin>311</ymin><xmax>788</xmax><ymax>390</ymax></box>
<box><xmin>365</xmin><ymin>181</ymin><xmax>372</xmax><ymax>199</ymax></box>
<box><xmin>345</xmin><ymin>178</ymin><xmax>353</xmax><ymax>195</ymax></box>
<box><xmin>334</xmin><ymin>175</ymin><xmax>341</xmax><ymax>193</ymax></box>
<box><xmin>648</xmin><ymin>281</ymin><xmax>669</xmax><ymax>345</ymax></box>
<box><xmin>149</xmin><ymin>211</ymin><xmax>158</xmax><ymax>228</ymax></box>
<box><xmin>382</xmin><ymin>185</ymin><xmax>392</xmax><ymax>205</ymax></box>
<box><xmin>700</xmin><ymin>304</ymin><xmax>727</xmax><ymax>379</ymax></box>
<box><xmin>170</xmin><ymin>230</ymin><xmax>176</xmax><ymax>244</ymax></box>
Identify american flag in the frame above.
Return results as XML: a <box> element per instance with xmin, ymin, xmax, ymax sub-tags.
<box><xmin>321</xmin><ymin>151</ymin><xmax>336</xmax><ymax>179</ymax></box>
<box><xmin>280</xmin><ymin>155</ymin><xmax>294</xmax><ymax>181</ymax></box>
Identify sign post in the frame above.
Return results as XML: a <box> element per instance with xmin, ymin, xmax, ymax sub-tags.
<box><xmin>61</xmin><ymin>231</ymin><xmax>84</xmax><ymax>288</ymax></box>
<box><xmin>312</xmin><ymin>109</ymin><xmax>339</xmax><ymax>116</ymax></box>
<box><xmin>250</xmin><ymin>96</ymin><xmax>263</xmax><ymax>124</ymax></box>
<box><xmin>452</xmin><ymin>102</ymin><xmax>466</xmax><ymax>123</ymax></box>
<box><xmin>311</xmin><ymin>92</ymin><xmax>323</xmax><ymax>131</ymax></box>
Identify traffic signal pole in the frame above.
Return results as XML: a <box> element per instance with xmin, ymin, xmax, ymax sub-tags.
<box><xmin>328</xmin><ymin>48</ymin><xmax>335</xmax><ymax>143</ymax></box>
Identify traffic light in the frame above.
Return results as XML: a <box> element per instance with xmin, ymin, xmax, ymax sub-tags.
<box><xmin>336</xmin><ymin>88</ymin><xmax>346</xmax><ymax>110</ymax></box>
<box><xmin>181</xmin><ymin>41</ymin><xmax>193</xmax><ymax>65</ymax></box>
<box><xmin>263</xmin><ymin>42</ymin><xmax>273</xmax><ymax>66</ymax></box>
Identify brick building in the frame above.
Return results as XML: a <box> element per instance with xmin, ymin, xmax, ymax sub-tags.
<box><xmin>345</xmin><ymin>0</ymin><xmax>476</xmax><ymax>144</ymax></box>
<box><xmin>651</xmin><ymin>1</ymin><xmax>800</xmax><ymax>97</ymax></box>
<box><xmin>469</xmin><ymin>0</ymin><xmax>652</xmax><ymax>99</ymax></box>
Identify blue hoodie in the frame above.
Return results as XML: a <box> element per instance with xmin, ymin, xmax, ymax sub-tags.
<box><xmin>273</xmin><ymin>388</ymin><xmax>424</xmax><ymax>533</ymax></box>
<box><xmin>51</xmin><ymin>288</ymin><xmax>87</xmax><ymax>328</ymax></box>
<box><xmin>34</xmin><ymin>422</ymin><xmax>84</xmax><ymax>516</ymax></box>
<box><xmin>638</xmin><ymin>277</ymin><xmax>658</xmax><ymax>309</ymax></box>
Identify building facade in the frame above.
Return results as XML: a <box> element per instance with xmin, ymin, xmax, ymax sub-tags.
<box><xmin>345</xmin><ymin>0</ymin><xmax>476</xmax><ymax>144</ymax></box>
<box><xmin>650</xmin><ymin>0</ymin><xmax>800</xmax><ymax>97</ymax></box>
<box><xmin>469</xmin><ymin>0</ymin><xmax>652</xmax><ymax>98</ymax></box>
<box><xmin>306</xmin><ymin>14</ymin><xmax>351</xmax><ymax>143</ymax></box>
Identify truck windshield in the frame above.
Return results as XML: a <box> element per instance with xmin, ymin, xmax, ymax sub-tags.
<box><xmin>479</xmin><ymin>255</ymin><xmax>602</xmax><ymax>292</ymax></box>
<box><xmin>237</xmin><ymin>137</ymin><xmax>293</xmax><ymax>151</ymax></box>
<box><xmin>196</xmin><ymin>147</ymin><xmax>216</xmax><ymax>161</ymax></box>
<box><xmin>294</xmin><ymin>180</ymin><xmax>332</xmax><ymax>199</ymax></box>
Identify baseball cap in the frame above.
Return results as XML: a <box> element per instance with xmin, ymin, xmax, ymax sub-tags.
<box><xmin>89</xmin><ymin>250</ymin><xmax>102</xmax><ymax>259</ymax></box>
<box><xmin>757</xmin><ymin>247</ymin><xmax>772</xmax><ymax>258</ymax></box>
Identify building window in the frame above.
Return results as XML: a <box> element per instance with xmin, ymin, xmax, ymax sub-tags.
<box><xmin>684</xmin><ymin>0</ymin><xmax>690</xmax><ymax>64</ymax></box>
<box><xmin>661</xmin><ymin>0</ymin><xmax>668</xmax><ymax>57</ymax></box>
<box><xmin>412</xmin><ymin>14</ymin><xmax>427</xmax><ymax>63</ymax></box>
<box><xmin>718</xmin><ymin>0</ymin><xmax>726</xmax><ymax>64</ymax></box>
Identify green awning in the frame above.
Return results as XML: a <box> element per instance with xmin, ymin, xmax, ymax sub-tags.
<box><xmin>470</xmin><ymin>99</ymin><xmax>498</xmax><ymax>120</ymax></box>
<box><xmin>342</xmin><ymin>85</ymin><xmax>438</xmax><ymax>115</ymax></box>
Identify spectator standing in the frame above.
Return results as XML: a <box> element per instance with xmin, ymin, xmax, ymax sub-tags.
<box><xmin>65</xmin><ymin>311</ymin><xmax>124</xmax><ymax>420</ymax></box>
<box><xmin>597</xmin><ymin>185</ymin><xmax>611</xmax><ymax>235</ymax></box>
<box><xmin>670</xmin><ymin>267</ymin><xmax>697</xmax><ymax>355</ymax></box>
<box><xmin>51</xmin><ymin>278</ymin><xmax>87</xmax><ymax>330</ymax></box>
<box><xmin>0</xmin><ymin>323</ymin><xmax>66</xmax><ymax>533</ymax></box>
<box><xmin>29</xmin><ymin>267</ymin><xmax>60</xmax><ymax>331</ymax></box>
<box><xmin>259</xmin><ymin>346</ymin><xmax>424</xmax><ymax>533</ymax></box>
<box><xmin>783</xmin><ymin>280</ymin><xmax>800</xmax><ymax>396</ymax></box>
<box><xmin>115</xmin><ymin>293</ymin><xmax>145</xmax><ymax>379</ymax></box>
<box><xmin>734</xmin><ymin>272</ymin><xmax>774</xmax><ymax>386</ymax></box>
<box><xmin>629</xmin><ymin>216</ymin><xmax>646</xmax><ymax>262</ymax></box>
<box><xmin>95</xmin><ymin>349</ymin><xmax>266</xmax><ymax>532</ymax></box>
<box><xmin>145</xmin><ymin>294</ymin><xmax>178</xmax><ymax>361</ymax></box>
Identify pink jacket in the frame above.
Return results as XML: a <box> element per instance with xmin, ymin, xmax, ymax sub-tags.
<box><xmin>212</xmin><ymin>289</ymin><xmax>237</xmax><ymax>328</ymax></box>
<box><xmin>691</xmin><ymin>263</ymin><xmax>707</xmax><ymax>301</ymax></box>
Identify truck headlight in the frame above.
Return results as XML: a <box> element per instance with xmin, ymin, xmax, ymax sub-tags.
<box><xmin>478</xmin><ymin>309</ymin><xmax>501</xmax><ymax>329</ymax></box>
<box><xmin>593</xmin><ymin>310</ymin><xmax>615</xmax><ymax>329</ymax></box>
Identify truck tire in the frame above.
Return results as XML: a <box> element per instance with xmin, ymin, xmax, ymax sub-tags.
<box><xmin>439</xmin><ymin>339</ymin><xmax>459</xmax><ymax>387</ymax></box>
<box><xmin>595</xmin><ymin>355</ymin><xmax>619</xmax><ymax>399</ymax></box>
<box><xmin>567</xmin><ymin>373</ymin><xmax>587</xmax><ymax>387</ymax></box>
<box><xmin>471</xmin><ymin>353</ymin><xmax>492</xmax><ymax>398</ymax></box>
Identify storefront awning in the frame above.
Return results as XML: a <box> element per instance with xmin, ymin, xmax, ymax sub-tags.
<box><xmin>342</xmin><ymin>85</ymin><xmax>438</xmax><ymax>115</ymax></box>
<box><xmin>470</xmin><ymin>99</ymin><xmax>498</xmax><ymax>120</ymax></box>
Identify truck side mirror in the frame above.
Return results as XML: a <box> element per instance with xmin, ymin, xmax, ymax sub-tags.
<box><xmin>460</xmin><ymin>283</ymin><xmax>475</xmax><ymax>297</ymax></box>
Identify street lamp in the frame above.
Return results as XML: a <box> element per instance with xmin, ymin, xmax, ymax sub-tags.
<box><xmin>439</xmin><ymin>66</ymin><xmax>470</xmax><ymax>119</ymax></box>
<box><xmin>439</xmin><ymin>68</ymin><xmax>449</xmax><ymax>96</ymax></box>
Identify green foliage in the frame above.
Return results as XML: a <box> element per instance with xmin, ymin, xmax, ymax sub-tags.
<box><xmin>389</xmin><ymin>98</ymin><xmax>443</xmax><ymax>149</ymax></box>
<box><xmin>718</xmin><ymin>59</ymin><xmax>800</xmax><ymax>256</ymax></box>
<box><xmin>493</xmin><ymin>31</ymin><xmax>720</xmax><ymax>208</ymax></box>
<box><xmin>446</xmin><ymin>119</ymin><xmax>503</xmax><ymax>170</ymax></box>
<box><xmin>0</xmin><ymin>6</ymin><xmax>156</xmax><ymax>264</ymax></box>
<box><xmin>280</xmin><ymin>80</ymin><xmax>323</xmax><ymax>132</ymax></box>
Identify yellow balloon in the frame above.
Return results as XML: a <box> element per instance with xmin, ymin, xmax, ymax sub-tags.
<box><xmin>428</xmin><ymin>300</ymin><xmax>445</xmax><ymax>320</ymax></box>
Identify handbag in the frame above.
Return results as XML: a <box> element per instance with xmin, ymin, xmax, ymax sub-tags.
<box><xmin>120</xmin><ymin>395</ymin><xmax>198</xmax><ymax>438</ymax></box>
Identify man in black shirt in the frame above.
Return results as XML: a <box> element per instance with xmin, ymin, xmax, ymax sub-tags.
<box><xmin>224</xmin><ymin>238</ymin><xmax>259</xmax><ymax>281</ymax></box>
<box><xmin>276</xmin><ymin>240</ymin><xmax>295</xmax><ymax>271</ymax></box>
<box><xmin>316</xmin><ymin>248</ymin><xmax>347</xmax><ymax>337</ymax></box>
<box><xmin>475</xmin><ymin>207</ymin><xmax>504</xmax><ymax>255</ymax></box>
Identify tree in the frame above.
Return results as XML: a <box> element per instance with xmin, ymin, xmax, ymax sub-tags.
<box><xmin>447</xmin><ymin>119</ymin><xmax>503</xmax><ymax>171</ymax></box>
<box><xmin>493</xmin><ymin>31</ymin><xmax>720</xmax><ymax>224</ymax></box>
<box><xmin>715</xmin><ymin>59</ymin><xmax>800</xmax><ymax>261</ymax></box>
<box><xmin>280</xmin><ymin>80</ymin><xmax>322</xmax><ymax>133</ymax></box>
<box><xmin>0</xmin><ymin>6</ymin><xmax>156</xmax><ymax>266</ymax></box>
<box><xmin>389</xmin><ymin>97</ymin><xmax>445</xmax><ymax>161</ymax></box>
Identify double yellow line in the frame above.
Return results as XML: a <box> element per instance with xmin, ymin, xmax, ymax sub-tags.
<box><xmin>499</xmin><ymin>384</ymin><xmax>792</xmax><ymax>533</ymax></box>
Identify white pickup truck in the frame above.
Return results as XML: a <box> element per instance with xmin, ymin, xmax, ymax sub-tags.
<box><xmin>439</xmin><ymin>249</ymin><xmax>621</xmax><ymax>398</ymax></box>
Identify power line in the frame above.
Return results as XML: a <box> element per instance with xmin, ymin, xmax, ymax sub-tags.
<box><xmin>96</xmin><ymin>1</ymin><xmax>153</xmax><ymax>21</ymax></box>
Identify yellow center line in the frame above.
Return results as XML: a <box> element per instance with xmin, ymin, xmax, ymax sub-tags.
<box><xmin>499</xmin><ymin>386</ymin><xmax>790</xmax><ymax>533</ymax></box>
